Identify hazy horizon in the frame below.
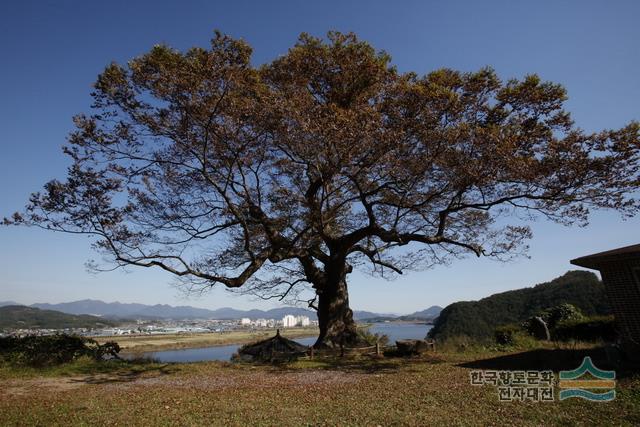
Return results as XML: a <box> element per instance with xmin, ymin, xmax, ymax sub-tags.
<box><xmin>3</xmin><ymin>297</ymin><xmax>440</xmax><ymax>316</ymax></box>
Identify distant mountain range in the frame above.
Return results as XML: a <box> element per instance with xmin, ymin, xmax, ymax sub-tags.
<box><xmin>0</xmin><ymin>299</ymin><xmax>441</xmax><ymax>321</ymax></box>
<box><xmin>356</xmin><ymin>305</ymin><xmax>443</xmax><ymax>323</ymax></box>
<box><xmin>0</xmin><ymin>301</ymin><xmax>19</xmax><ymax>307</ymax></box>
<box><xmin>409</xmin><ymin>306</ymin><xmax>443</xmax><ymax>319</ymax></box>
<box><xmin>28</xmin><ymin>300</ymin><xmax>317</xmax><ymax>320</ymax></box>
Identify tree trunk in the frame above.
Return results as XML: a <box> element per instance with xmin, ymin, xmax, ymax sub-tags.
<box><xmin>313</xmin><ymin>263</ymin><xmax>361</xmax><ymax>348</ymax></box>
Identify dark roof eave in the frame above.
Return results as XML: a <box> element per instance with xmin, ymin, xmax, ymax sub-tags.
<box><xmin>570</xmin><ymin>243</ymin><xmax>640</xmax><ymax>270</ymax></box>
<box><xmin>570</xmin><ymin>258</ymin><xmax>600</xmax><ymax>270</ymax></box>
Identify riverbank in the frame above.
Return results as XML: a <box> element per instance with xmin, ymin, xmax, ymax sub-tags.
<box><xmin>93</xmin><ymin>327</ymin><xmax>319</xmax><ymax>353</ymax></box>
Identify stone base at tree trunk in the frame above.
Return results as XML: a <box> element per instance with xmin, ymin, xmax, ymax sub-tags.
<box><xmin>313</xmin><ymin>321</ymin><xmax>366</xmax><ymax>348</ymax></box>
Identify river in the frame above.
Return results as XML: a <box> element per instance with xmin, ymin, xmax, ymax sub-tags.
<box><xmin>130</xmin><ymin>322</ymin><xmax>432</xmax><ymax>363</ymax></box>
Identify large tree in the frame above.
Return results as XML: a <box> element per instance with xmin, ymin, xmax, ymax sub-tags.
<box><xmin>5</xmin><ymin>32</ymin><xmax>639</xmax><ymax>347</ymax></box>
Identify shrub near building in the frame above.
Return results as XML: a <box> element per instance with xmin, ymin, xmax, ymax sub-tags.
<box><xmin>552</xmin><ymin>316</ymin><xmax>617</xmax><ymax>342</ymax></box>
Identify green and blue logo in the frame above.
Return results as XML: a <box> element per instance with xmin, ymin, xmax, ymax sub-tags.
<box><xmin>558</xmin><ymin>357</ymin><xmax>616</xmax><ymax>401</ymax></box>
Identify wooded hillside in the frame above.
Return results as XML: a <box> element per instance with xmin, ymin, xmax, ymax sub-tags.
<box><xmin>0</xmin><ymin>306</ymin><xmax>115</xmax><ymax>330</ymax></box>
<box><xmin>428</xmin><ymin>271</ymin><xmax>610</xmax><ymax>340</ymax></box>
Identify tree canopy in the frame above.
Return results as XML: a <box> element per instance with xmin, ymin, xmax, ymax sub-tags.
<box><xmin>5</xmin><ymin>31</ymin><xmax>639</xmax><ymax>346</ymax></box>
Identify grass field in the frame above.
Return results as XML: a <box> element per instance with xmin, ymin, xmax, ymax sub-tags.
<box><xmin>1</xmin><ymin>345</ymin><xmax>639</xmax><ymax>426</ymax></box>
<box><xmin>93</xmin><ymin>327</ymin><xmax>319</xmax><ymax>352</ymax></box>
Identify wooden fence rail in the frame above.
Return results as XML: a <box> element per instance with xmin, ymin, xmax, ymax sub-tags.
<box><xmin>270</xmin><ymin>339</ymin><xmax>436</xmax><ymax>361</ymax></box>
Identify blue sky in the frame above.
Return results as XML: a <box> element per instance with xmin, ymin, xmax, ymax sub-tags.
<box><xmin>1</xmin><ymin>0</ymin><xmax>639</xmax><ymax>313</ymax></box>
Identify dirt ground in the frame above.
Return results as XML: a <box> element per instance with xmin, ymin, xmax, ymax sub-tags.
<box><xmin>1</xmin><ymin>368</ymin><xmax>361</xmax><ymax>396</ymax></box>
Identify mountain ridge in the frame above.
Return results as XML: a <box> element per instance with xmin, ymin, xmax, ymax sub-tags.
<box><xmin>409</xmin><ymin>306</ymin><xmax>443</xmax><ymax>318</ymax></box>
<box><xmin>18</xmin><ymin>299</ymin><xmax>437</xmax><ymax>321</ymax></box>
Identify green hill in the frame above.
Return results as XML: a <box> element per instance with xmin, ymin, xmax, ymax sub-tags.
<box><xmin>0</xmin><ymin>305</ymin><xmax>116</xmax><ymax>330</ymax></box>
<box><xmin>428</xmin><ymin>271</ymin><xmax>610</xmax><ymax>341</ymax></box>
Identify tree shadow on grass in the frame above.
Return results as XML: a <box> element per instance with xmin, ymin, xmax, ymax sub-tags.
<box><xmin>68</xmin><ymin>361</ymin><xmax>178</xmax><ymax>385</ymax></box>
<box><xmin>264</xmin><ymin>352</ymin><xmax>444</xmax><ymax>375</ymax></box>
<box><xmin>457</xmin><ymin>347</ymin><xmax>637</xmax><ymax>378</ymax></box>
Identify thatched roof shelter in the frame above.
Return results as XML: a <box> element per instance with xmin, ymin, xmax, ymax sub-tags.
<box><xmin>235</xmin><ymin>330</ymin><xmax>310</xmax><ymax>362</ymax></box>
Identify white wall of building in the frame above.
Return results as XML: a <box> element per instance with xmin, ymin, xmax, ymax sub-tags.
<box><xmin>282</xmin><ymin>314</ymin><xmax>297</xmax><ymax>328</ymax></box>
<box><xmin>295</xmin><ymin>315</ymin><xmax>310</xmax><ymax>327</ymax></box>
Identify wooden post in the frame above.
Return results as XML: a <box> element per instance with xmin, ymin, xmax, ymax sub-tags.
<box><xmin>340</xmin><ymin>343</ymin><xmax>345</xmax><ymax>357</ymax></box>
<box><xmin>309</xmin><ymin>345</ymin><xmax>314</xmax><ymax>360</ymax></box>
<box><xmin>426</xmin><ymin>338</ymin><xmax>436</xmax><ymax>352</ymax></box>
<box><xmin>376</xmin><ymin>341</ymin><xmax>380</xmax><ymax>356</ymax></box>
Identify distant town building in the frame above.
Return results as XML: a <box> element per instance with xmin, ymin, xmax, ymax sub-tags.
<box><xmin>295</xmin><ymin>315</ymin><xmax>310</xmax><ymax>327</ymax></box>
<box><xmin>282</xmin><ymin>314</ymin><xmax>297</xmax><ymax>328</ymax></box>
<box><xmin>280</xmin><ymin>314</ymin><xmax>311</xmax><ymax>327</ymax></box>
<box><xmin>255</xmin><ymin>318</ymin><xmax>268</xmax><ymax>327</ymax></box>
<box><xmin>240</xmin><ymin>318</ymin><xmax>251</xmax><ymax>326</ymax></box>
